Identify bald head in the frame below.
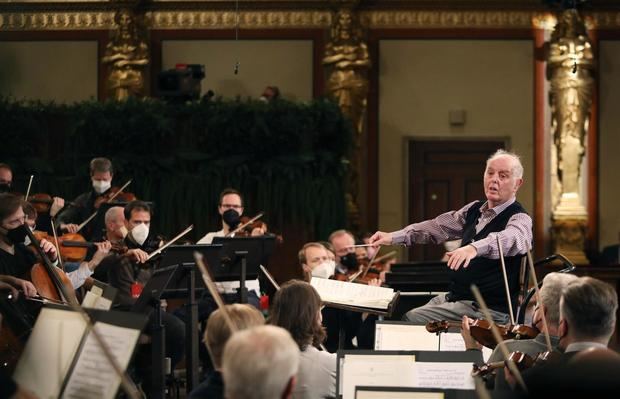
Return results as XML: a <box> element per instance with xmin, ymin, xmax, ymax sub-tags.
<box><xmin>105</xmin><ymin>206</ymin><xmax>126</xmax><ymax>241</ymax></box>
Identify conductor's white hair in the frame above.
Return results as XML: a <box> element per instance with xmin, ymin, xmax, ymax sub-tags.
<box><xmin>223</xmin><ymin>325</ymin><xmax>300</xmax><ymax>399</ymax></box>
<box><xmin>104</xmin><ymin>206</ymin><xmax>124</xmax><ymax>225</ymax></box>
<box><xmin>487</xmin><ymin>149</ymin><xmax>524</xmax><ymax>179</ymax></box>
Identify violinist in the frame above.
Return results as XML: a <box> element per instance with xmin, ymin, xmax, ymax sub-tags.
<box><xmin>104</xmin><ymin>200</ymin><xmax>186</xmax><ymax>392</ymax></box>
<box><xmin>299</xmin><ymin>242</ymin><xmax>335</xmax><ymax>281</ymax></box>
<box><xmin>329</xmin><ymin>230</ymin><xmax>358</xmax><ymax>276</ymax></box>
<box><xmin>509</xmin><ymin>277</ymin><xmax>619</xmax><ymax>396</ymax></box>
<box><xmin>370</xmin><ymin>150</ymin><xmax>533</xmax><ymax>324</ymax></box>
<box><xmin>0</xmin><ymin>163</ymin><xmax>13</xmax><ymax>193</ymax></box>
<box><xmin>462</xmin><ymin>272</ymin><xmax>577</xmax><ymax>389</ymax></box>
<box><xmin>89</xmin><ymin>206</ymin><xmax>128</xmax><ymax>282</ymax></box>
<box><xmin>196</xmin><ymin>188</ymin><xmax>260</xmax><ymax>307</ymax></box>
<box><xmin>56</xmin><ymin>157</ymin><xmax>115</xmax><ymax>240</ymax></box>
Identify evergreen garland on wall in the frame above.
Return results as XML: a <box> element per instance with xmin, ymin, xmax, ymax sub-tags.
<box><xmin>0</xmin><ymin>97</ymin><xmax>352</xmax><ymax>240</ymax></box>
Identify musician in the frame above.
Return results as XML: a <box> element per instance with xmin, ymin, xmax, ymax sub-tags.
<box><xmin>298</xmin><ymin>242</ymin><xmax>334</xmax><ymax>280</ymax></box>
<box><xmin>269</xmin><ymin>280</ymin><xmax>337</xmax><ymax>399</ymax></box>
<box><xmin>90</xmin><ymin>206</ymin><xmax>127</xmax><ymax>282</ymax></box>
<box><xmin>328</xmin><ymin>229</ymin><xmax>358</xmax><ymax>275</ymax></box>
<box><xmin>0</xmin><ymin>311</ymin><xmax>39</xmax><ymax>399</ymax></box>
<box><xmin>189</xmin><ymin>304</ymin><xmax>265</xmax><ymax>399</ymax></box>
<box><xmin>508</xmin><ymin>277</ymin><xmax>618</xmax><ymax>395</ymax></box>
<box><xmin>56</xmin><ymin>157</ymin><xmax>115</xmax><ymax>239</ymax></box>
<box><xmin>22</xmin><ymin>201</ymin><xmax>111</xmax><ymax>289</ymax></box>
<box><xmin>0</xmin><ymin>193</ymin><xmax>58</xmax><ymax>289</ymax></box>
<box><xmin>370</xmin><ymin>150</ymin><xmax>532</xmax><ymax>324</ymax></box>
<box><xmin>0</xmin><ymin>163</ymin><xmax>13</xmax><ymax>193</ymax></box>
<box><xmin>196</xmin><ymin>188</ymin><xmax>260</xmax><ymax>307</ymax></box>
<box><xmin>462</xmin><ymin>272</ymin><xmax>578</xmax><ymax>390</ymax></box>
<box><xmin>222</xmin><ymin>325</ymin><xmax>299</xmax><ymax>399</ymax></box>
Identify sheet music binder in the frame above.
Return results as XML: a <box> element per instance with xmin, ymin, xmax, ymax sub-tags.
<box><xmin>131</xmin><ymin>264</ymin><xmax>179</xmax><ymax>315</ymax></box>
<box><xmin>211</xmin><ymin>236</ymin><xmax>276</xmax><ymax>280</ymax></box>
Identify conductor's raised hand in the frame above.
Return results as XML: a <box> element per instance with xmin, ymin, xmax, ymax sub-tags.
<box><xmin>445</xmin><ymin>244</ymin><xmax>477</xmax><ymax>271</ymax></box>
<box><xmin>368</xmin><ymin>231</ymin><xmax>393</xmax><ymax>246</ymax></box>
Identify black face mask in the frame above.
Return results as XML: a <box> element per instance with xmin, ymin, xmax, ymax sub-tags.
<box><xmin>3</xmin><ymin>224</ymin><xmax>29</xmax><ymax>245</ymax></box>
<box><xmin>222</xmin><ymin>209</ymin><xmax>241</xmax><ymax>229</ymax></box>
<box><xmin>0</xmin><ymin>183</ymin><xmax>11</xmax><ymax>193</ymax></box>
<box><xmin>340</xmin><ymin>252</ymin><xmax>358</xmax><ymax>270</ymax></box>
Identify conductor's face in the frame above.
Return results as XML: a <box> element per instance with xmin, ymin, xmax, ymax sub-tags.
<box><xmin>483</xmin><ymin>156</ymin><xmax>523</xmax><ymax>208</ymax></box>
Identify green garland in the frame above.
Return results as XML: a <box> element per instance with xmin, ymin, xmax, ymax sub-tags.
<box><xmin>0</xmin><ymin>97</ymin><xmax>352</xmax><ymax>240</ymax></box>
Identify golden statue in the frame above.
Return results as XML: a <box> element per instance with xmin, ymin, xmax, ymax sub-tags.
<box><xmin>102</xmin><ymin>9</ymin><xmax>149</xmax><ymax>101</ymax></box>
<box><xmin>323</xmin><ymin>8</ymin><xmax>370</xmax><ymax>136</ymax></box>
<box><xmin>547</xmin><ymin>9</ymin><xmax>594</xmax><ymax>264</ymax></box>
<box><xmin>323</xmin><ymin>8</ymin><xmax>370</xmax><ymax>231</ymax></box>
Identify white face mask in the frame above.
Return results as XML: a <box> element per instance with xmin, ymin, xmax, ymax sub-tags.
<box><xmin>311</xmin><ymin>260</ymin><xmax>336</xmax><ymax>279</ymax></box>
<box><xmin>92</xmin><ymin>179</ymin><xmax>111</xmax><ymax>194</ymax></box>
<box><xmin>130</xmin><ymin>223</ymin><xmax>149</xmax><ymax>246</ymax></box>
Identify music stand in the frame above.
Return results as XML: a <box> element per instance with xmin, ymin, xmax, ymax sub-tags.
<box><xmin>212</xmin><ymin>236</ymin><xmax>276</xmax><ymax>304</ymax></box>
<box><xmin>131</xmin><ymin>264</ymin><xmax>179</xmax><ymax>399</ymax></box>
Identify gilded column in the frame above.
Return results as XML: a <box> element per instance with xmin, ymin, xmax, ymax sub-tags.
<box><xmin>547</xmin><ymin>9</ymin><xmax>594</xmax><ymax>264</ymax></box>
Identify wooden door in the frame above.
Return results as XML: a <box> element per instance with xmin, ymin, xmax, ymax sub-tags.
<box><xmin>408</xmin><ymin>139</ymin><xmax>507</xmax><ymax>261</ymax></box>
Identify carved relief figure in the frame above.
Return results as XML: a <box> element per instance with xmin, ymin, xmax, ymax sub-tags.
<box><xmin>547</xmin><ymin>9</ymin><xmax>594</xmax><ymax>201</ymax></box>
<box><xmin>102</xmin><ymin>9</ymin><xmax>149</xmax><ymax>101</ymax></box>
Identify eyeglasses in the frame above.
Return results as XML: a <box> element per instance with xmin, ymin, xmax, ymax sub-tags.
<box><xmin>220</xmin><ymin>204</ymin><xmax>243</xmax><ymax>210</ymax></box>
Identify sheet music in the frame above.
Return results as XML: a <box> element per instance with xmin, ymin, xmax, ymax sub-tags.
<box><xmin>82</xmin><ymin>291</ymin><xmax>113</xmax><ymax>311</ymax></box>
<box><xmin>413</xmin><ymin>362</ymin><xmax>475</xmax><ymax>390</ymax></box>
<box><xmin>375</xmin><ymin>324</ymin><xmax>439</xmax><ymax>351</ymax></box>
<box><xmin>356</xmin><ymin>390</ymin><xmax>444</xmax><ymax>399</ymax></box>
<box><xmin>311</xmin><ymin>277</ymin><xmax>394</xmax><ymax>309</ymax></box>
<box><xmin>61</xmin><ymin>322</ymin><xmax>140</xmax><ymax>399</ymax></box>
<box><xmin>341</xmin><ymin>354</ymin><xmax>416</xmax><ymax>399</ymax></box>
<box><xmin>438</xmin><ymin>332</ymin><xmax>492</xmax><ymax>361</ymax></box>
<box><xmin>13</xmin><ymin>308</ymin><xmax>87</xmax><ymax>399</ymax></box>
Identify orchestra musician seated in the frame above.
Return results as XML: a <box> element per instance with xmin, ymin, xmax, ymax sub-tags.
<box><xmin>269</xmin><ymin>280</ymin><xmax>337</xmax><ymax>399</ymax></box>
<box><xmin>188</xmin><ymin>304</ymin><xmax>265</xmax><ymax>399</ymax></box>
<box><xmin>222</xmin><ymin>325</ymin><xmax>299</xmax><ymax>399</ymax></box>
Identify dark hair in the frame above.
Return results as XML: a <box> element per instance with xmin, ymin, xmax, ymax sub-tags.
<box><xmin>219</xmin><ymin>188</ymin><xmax>243</xmax><ymax>206</ymax></box>
<box><xmin>268</xmin><ymin>280</ymin><xmax>325</xmax><ymax>351</ymax></box>
<box><xmin>22</xmin><ymin>201</ymin><xmax>36</xmax><ymax>220</ymax></box>
<box><xmin>124</xmin><ymin>200</ymin><xmax>151</xmax><ymax>220</ymax></box>
<box><xmin>0</xmin><ymin>193</ymin><xmax>24</xmax><ymax>222</ymax></box>
<box><xmin>561</xmin><ymin>277</ymin><xmax>618</xmax><ymax>341</ymax></box>
<box><xmin>90</xmin><ymin>157</ymin><xmax>113</xmax><ymax>175</ymax></box>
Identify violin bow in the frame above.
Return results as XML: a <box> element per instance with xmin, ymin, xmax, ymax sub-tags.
<box><xmin>471</xmin><ymin>284</ymin><xmax>528</xmax><ymax>393</ymax></box>
<box><xmin>76</xmin><ymin>179</ymin><xmax>133</xmax><ymax>233</ymax></box>
<box><xmin>145</xmin><ymin>225</ymin><xmax>194</xmax><ymax>262</ymax></box>
<box><xmin>259</xmin><ymin>265</ymin><xmax>279</xmax><ymax>291</ymax></box>
<box><xmin>370</xmin><ymin>250</ymin><xmax>397</xmax><ymax>265</ymax></box>
<box><xmin>193</xmin><ymin>252</ymin><xmax>237</xmax><ymax>333</ymax></box>
<box><xmin>496</xmin><ymin>235</ymin><xmax>516</xmax><ymax>326</ymax></box>
<box><xmin>526</xmin><ymin>250</ymin><xmax>553</xmax><ymax>352</ymax></box>
<box><xmin>50</xmin><ymin>219</ymin><xmax>65</xmax><ymax>272</ymax></box>
<box><xmin>226</xmin><ymin>212</ymin><xmax>264</xmax><ymax>237</ymax></box>
<box><xmin>24</xmin><ymin>175</ymin><xmax>34</xmax><ymax>201</ymax></box>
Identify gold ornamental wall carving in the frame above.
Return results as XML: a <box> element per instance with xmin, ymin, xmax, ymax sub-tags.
<box><xmin>2</xmin><ymin>9</ymin><xmax>620</xmax><ymax>31</ymax></box>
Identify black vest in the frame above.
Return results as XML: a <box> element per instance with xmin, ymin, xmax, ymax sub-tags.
<box><xmin>448</xmin><ymin>200</ymin><xmax>527</xmax><ymax>314</ymax></box>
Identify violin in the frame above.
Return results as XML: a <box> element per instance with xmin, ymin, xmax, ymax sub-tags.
<box><xmin>425</xmin><ymin>319</ymin><xmax>539</xmax><ymax>349</ymax></box>
<box><xmin>232</xmin><ymin>213</ymin><xmax>284</xmax><ymax>243</ymax></box>
<box><xmin>471</xmin><ymin>349</ymin><xmax>561</xmax><ymax>379</ymax></box>
<box><xmin>61</xmin><ymin>239</ymin><xmax>128</xmax><ymax>255</ymax></box>
<box><xmin>27</xmin><ymin>193</ymin><xmax>75</xmax><ymax>215</ymax></box>
<box><xmin>33</xmin><ymin>230</ymin><xmax>90</xmax><ymax>263</ymax></box>
<box><xmin>93</xmin><ymin>180</ymin><xmax>136</xmax><ymax>209</ymax></box>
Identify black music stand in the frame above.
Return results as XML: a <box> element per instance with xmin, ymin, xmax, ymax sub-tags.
<box><xmin>212</xmin><ymin>236</ymin><xmax>276</xmax><ymax>304</ymax></box>
<box><xmin>131</xmin><ymin>264</ymin><xmax>179</xmax><ymax>399</ymax></box>
<box><xmin>157</xmin><ymin>244</ymin><xmax>223</xmax><ymax>393</ymax></box>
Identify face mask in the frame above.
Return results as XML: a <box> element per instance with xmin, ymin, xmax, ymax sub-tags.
<box><xmin>222</xmin><ymin>209</ymin><xmax>241</xmax><ymax>229</ymax></box>
<box><xmin>92</xmin><ymin>179</ymin><xmax>111</xmax><ymax>194</ymax></box>
<box><xmin>340</xmin><ymin>252</ymin><xmax>358</xmax><ymax>270</ymax></box>
<box><xmin>0</xmin><ymin>183</ymin><xmax>11</xmax><ymax>193</ymax></box>
<box><xmin>130</xmin><ymin>223</ymin><xmax>149</xmax><ymax>246</ymax></box>
<box><xmin>1</xmin><ymin>224</ymin><xmax>29</xmax><ymax>245</ymax></box>
<box><xmin>311</xmin><ymin>260</ymin><xmax>336</xmax><ymax>279</ymax></box>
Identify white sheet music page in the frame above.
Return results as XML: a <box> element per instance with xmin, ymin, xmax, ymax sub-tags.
<box><xmin>375</xmin><ymin>324</ymin><xmax>439</xmax><ymax>351</ymax></box>
<box><xmin>311</xmin><ymin>277</ymin><xmax>394</xmax><ymax>309</ymax></box>
<box><xmin>341</xmin><ymin>354</ymin><xmax>416</xmax><ymax>399</ymax></box>
<box><xmin>413</xmin><ymin>362</ymin><xmax>475</xmax><ymax>390</ymax></box>
<box><xmin>61</xmin><ymin>321</ymin><xmax>140</xmax><ymax>399</ymax></box>
<box><xmin>356</xmin><ymin>390</ymin><xmax>444</xmax><ymax>399</ymax></box>
<box><xmin>13</xmin><ymin>307</ymin><xmax>87</xmax><ymax>399</ymax></box>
